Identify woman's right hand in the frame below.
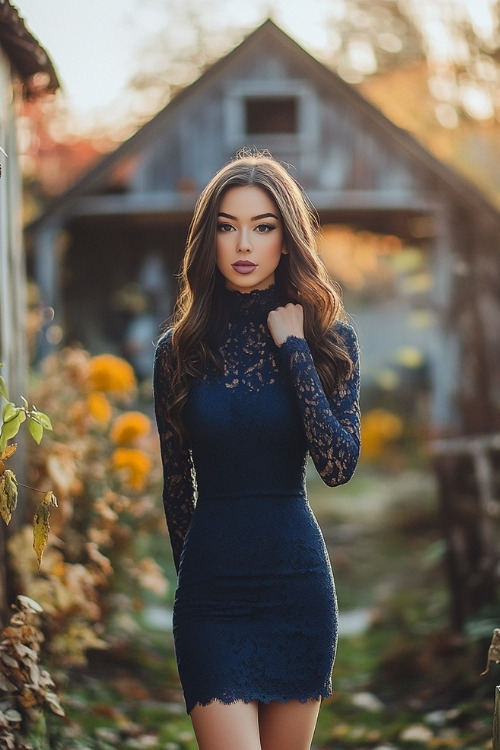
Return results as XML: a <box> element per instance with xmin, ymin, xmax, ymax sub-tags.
<box><xmin>267</xmin><ymin>303</ymin><xmax>304</xmax><ymax>346</ymax></box>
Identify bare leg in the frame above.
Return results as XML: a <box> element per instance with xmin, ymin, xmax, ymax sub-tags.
<box><xmin>258</xmin><ymin>699</ymin><xmax>321</xmax><ymax>750</ymax></box>
<box><xmin>190</xmin><ymin>699</ymin><xmax>261</xmax><ymax>750</ymax></box>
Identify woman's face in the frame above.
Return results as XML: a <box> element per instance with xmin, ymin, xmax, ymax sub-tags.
<box><xmin>216</xmin><ymin>185</ymin><xmax>285</xmax><ymax>293</ymax></box>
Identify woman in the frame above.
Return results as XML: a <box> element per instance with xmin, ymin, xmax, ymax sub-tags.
<box><xmin>153</xmin><ymin>152</ymin><xmax>360</xmax><ymax>750</ymax></box>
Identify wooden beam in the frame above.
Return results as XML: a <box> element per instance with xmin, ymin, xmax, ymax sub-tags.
<box><xmin>67</xmin><ymin>189</ymin><xmax>436</xmax><ymax>220</ymax></box>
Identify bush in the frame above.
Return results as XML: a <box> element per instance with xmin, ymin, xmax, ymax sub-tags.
<box><xmin>9</xmin><ymin>347</ymin><xmax>167</xmax><ymax>668</ymax></box>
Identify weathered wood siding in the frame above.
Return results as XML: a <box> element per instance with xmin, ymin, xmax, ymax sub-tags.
<box><xmin>128</xmin><ymin>45</ymin><xmax>428</xmax><ymax>203</ymax></box>
<box><xmin>0</xmin><ymin>47</ymin><xmax>26</xmax><ymax>399</ymax></box>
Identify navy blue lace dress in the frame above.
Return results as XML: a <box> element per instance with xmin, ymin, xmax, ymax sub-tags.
<box><xmin>153</xmin><ymin>286</ymin><xmax>360</xmax><ymax>714</ymax></box>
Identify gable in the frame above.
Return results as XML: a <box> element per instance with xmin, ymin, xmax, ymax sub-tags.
<box><xmin>29</xmin><ymin>19</ymin><xmax>500</xmax><ymax>230</ymax></box>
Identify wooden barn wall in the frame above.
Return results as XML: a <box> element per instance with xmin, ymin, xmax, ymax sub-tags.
<box><xmin>0</xmin><ymin>48</ymin><xmax>26</xmax><ymax>398</ymax></box>
<box><xmin>448</xmin><ymin>206</ymin><xmax>500</xmax><ymax>434</ymax></box>
<box><xmin>128</xmin><ymin>46</ymin><xmax>428</xmax><ymax>202</ymax></box>
<box><xmin>0</xmin><ymin>47</ymin><xmax>28</xmax><ymax>622</ymax></box>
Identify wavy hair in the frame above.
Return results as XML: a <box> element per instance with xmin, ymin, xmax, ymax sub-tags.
<box><xmin>164</xmin><ymin>151</ymin><xmax>353</xmax><ymax>442</ymax></box>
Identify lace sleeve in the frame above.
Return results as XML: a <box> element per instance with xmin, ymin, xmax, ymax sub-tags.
<box><xmin>279</xmin><ymin>321</ymin><xmax>361</xmax><ymax>487</ymax></box>
<box><xmin>153</xmin><ymin>334</ymin><xmax>196</xmax><ymax>571</ymax></box>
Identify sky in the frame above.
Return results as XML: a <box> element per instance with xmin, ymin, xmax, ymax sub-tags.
<box><xmin>14</xmin><ymin>0</ymin><xmax>496</xmax><ymax>133</ymax></box>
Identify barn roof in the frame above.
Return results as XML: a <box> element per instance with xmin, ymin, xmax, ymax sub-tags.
<box><xmin>29</xmin><ymin>18</ymin><xmax>500</xmax><ymax>229</ymax></box>
<box><xmin>0</xmin><ymin>0</ymin><xmax>59</xmax><ymax>95</ymax></box>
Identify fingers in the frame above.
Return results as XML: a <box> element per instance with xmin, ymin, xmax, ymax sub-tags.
<box><xmin>267</xmin><ymin>303</ymin><xmax>304</xmax><ymax>346</ymax></box>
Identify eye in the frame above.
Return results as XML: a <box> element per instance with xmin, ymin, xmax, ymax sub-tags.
<box><xmin>217</xmin><ymin>223</ymin><xmax>235</xmax><ymax>232</ymax></box>
<box><xmin>255</xmin><ymin>223</ymin><xmax>275</xmax><ymax>233</ymax></box>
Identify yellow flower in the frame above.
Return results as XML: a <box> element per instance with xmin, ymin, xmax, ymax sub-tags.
<box><xmin>110</xmin><ymin>412</ymin><xmax>151</xmax><ymax>446</ymax></box>
<box><xmin>361</xmin><ymin>409</ymin><xmax>403</xmax><ymax>461</ymax></box>
<box><xmin>87</xmin><ymin>355</ymin><xmax>136</xmax><ymax>397</ymax></box>
<box><xmin>111</xmin><ymin>448</ymin><xmax>152</xmax><ymax>491</ymax></box>
<box><xmin>87</xmin><ymin>392</ymin><xmax>112</xmax><ymax>425</ymax></box>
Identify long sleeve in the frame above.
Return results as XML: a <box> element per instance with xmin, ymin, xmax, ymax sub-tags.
<box><xmin>153</xmin><ymin>335</ymin><xmax>196</xmax><ymax>571</ymax></box>
<box><xmin>279</xmin><ymin>321</ymin><xmax>361</xmax><ymax>487</ymax></box>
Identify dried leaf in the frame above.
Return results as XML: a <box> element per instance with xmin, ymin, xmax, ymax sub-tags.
<box><xmin>32</xmin><ymin>492</ymin><xmax>58</xmax><ymax>568</ymax></box>
<box><xmin>14</xmin><ymin>643</ymin><xmax>38</xmax><ymax>660</ymax></box>
<box><xmin>481</xmin><ymin>627</ymin><xmax>500</xmax><ymax>675</ymax></box>
<box><xmin>3</xmin><ymin>708</ymin><xmax>22</xmax><ymax>723</ymax></box>
<box><xmin>17</xmin><ymin>595</ymin><xmax>43</xmax><ymax>614</ymax></box>
<box><xmin>28</xmin><ymin>660</ymin><xmax>41</xmax><ymax>689</ymax></box>
<box><xmin>45</xmin><ymin>490</ymin><xmax>57</xmax><ymax>508</ymax></box>
<box><xmin>0</xmin><ymin>652</ymin><xmax>19</xmax><ymax>669</ymax></box>
<box><xmin>0</xmin><ymin>671</ymin><xmax>17</xmax><ymax>691</ymax></box>
<box><xmin>47</xmin><ymin>452</ymin><xmax>78</xmax><ymax>493</ymax></box>
<box><xmin>0</xmin><ymin>443</ymin><xmax>17</xmax><ymax>461</ymax></box>
<box><xmin>19</xmin><ymin>686</ymin><xmax>38</xmax><ymax>708</ymax></box>
<box><xmin>0</xmin><ymin>469</ymin><xmax>18</xmax><ymax>525</ymax></box>
<box><xmin>45</xmin><ymin>690</ymin><xmax>65</xmax><ymax>716</ymax></box>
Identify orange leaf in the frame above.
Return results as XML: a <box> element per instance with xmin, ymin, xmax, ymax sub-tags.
<box><xmin>0</xmin><ymin>443</ymin><xmax>17</xmax><ymax>461</ymax></box>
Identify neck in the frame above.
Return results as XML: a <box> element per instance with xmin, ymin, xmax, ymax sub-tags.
<box><xmin>223</xmin><ymin>284</ymin><xmax>281</xmax><ymax>317</ymax></box>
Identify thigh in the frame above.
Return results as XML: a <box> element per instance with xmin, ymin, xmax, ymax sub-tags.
<box><xmin>190</xmin><ymin>699</ymin><xmax>261</xmax><ymax>750</ymax></box>
<box><xmin>258</xmin><ymin>699</ymin><xmax>321</xmax><ymax>750</ymax></box>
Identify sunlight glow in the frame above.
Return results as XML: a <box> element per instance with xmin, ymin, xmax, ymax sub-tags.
<box><xmin>14</xmin><ymin>0</ymin><xmax>497</xmax><ymax>129</ymax></box>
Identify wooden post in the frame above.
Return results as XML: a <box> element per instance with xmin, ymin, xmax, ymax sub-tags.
<box><xmin>494</xmin><ymin>686</ymin><xmax>500</xmax><ymax>750</ymax></box>
<box><xmin>432</xmin><ymin>435</ymin><xmax>500</xmax><ymax>631</ymax></box>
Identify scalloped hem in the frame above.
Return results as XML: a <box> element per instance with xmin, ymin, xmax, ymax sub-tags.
<box><xmin>186</xmin><ymin>690</ymin><xmax>331</xmax><ymax>715</ymax></box>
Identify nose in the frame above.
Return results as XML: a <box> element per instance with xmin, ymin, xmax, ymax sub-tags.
<box><xmin>237</xmin><ymin>229</ymin><xmax>252</xmax><ymax>253</ymax></box>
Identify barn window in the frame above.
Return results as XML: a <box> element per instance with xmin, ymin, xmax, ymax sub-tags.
<box><xmin>244</xmin><ymin>97</ymin><xmax>298</xmax><ymax>135</ymax></box>
<box><xmin>224</xmin><ymin>83</ymin><xmax>319</xmax><ymax>174</ymax></box>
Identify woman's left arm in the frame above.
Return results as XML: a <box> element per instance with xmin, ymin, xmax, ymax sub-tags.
<box><xmin>278</xmin><ymin>322</ymin><xmax>361</xmax><ymax>487</ymax></box>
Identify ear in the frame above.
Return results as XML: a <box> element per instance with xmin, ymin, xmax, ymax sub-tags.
<box><xmin>281</xmin><ymin>245</ymin><xmax>288</xmax><ymax>255</ymax></box>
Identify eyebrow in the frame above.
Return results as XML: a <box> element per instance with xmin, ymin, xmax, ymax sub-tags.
<box><xmin>217</xmin><ymin>212</ymin><xmax>279</xmax><ymax>221</ymax></box>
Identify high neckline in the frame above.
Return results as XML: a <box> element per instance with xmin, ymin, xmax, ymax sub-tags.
<box><xmin>222</xmin><ymin>285</ymin><xmax>282</xmax><ymax>317</ymax></box>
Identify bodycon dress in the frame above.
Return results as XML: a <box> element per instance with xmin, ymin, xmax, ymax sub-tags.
<box><xmin>153</xmin><ymin>285</ymin><xmax>360</xmax><ymax>714</ymax></box>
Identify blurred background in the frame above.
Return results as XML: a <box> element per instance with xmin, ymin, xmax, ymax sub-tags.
<box><xmin>1</xmin><ymin>0</ymin><xmax>500</xmax><ymax>747</ymax></box>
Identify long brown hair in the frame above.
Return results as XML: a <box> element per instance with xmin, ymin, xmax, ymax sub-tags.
<box><xmin>165</xmin><ymin>151</ymin><xmax>353</xmax><ymax>441</ymax></box>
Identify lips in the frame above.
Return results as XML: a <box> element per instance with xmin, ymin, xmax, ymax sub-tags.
<box><xmin>231</xmin><ymin>261</ymin><xmax>257</xmax><ymax>274</ymax></box>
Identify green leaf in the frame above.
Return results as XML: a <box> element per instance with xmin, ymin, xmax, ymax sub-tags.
<box><xmin>32</xmin><ymin>410</ymin><xmax>53</xmax><ymax>430</ymax></box>
<box><xmin>2</xmin><ymin>401</ymin><xmax>18</xmax><ymax>422</ymax></box>
<box><xmin>0</xmin><ymin>375</ymin><xmax>7</xmax><ymax>401</ymax></box>
<box><xmin>0</xmin><ymin>414</ymin><xmax>22</xmax><ymax>444</ymax></box>
<box><xmin>29</xmin><ymin>418</ymin><xmax>44</xmax><ymax>444</ymax></box>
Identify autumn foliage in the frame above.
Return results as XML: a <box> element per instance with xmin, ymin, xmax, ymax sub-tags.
<box><xmin>0</xmin><ymin>366</ymin><xmax>57</xmax><ymax>568</ymax></box>
<box><xmin>7</xmin><ymin>347</ymin><xmax>166</xmax><ymax>670</ymax></box>
<box><xmin>0</xmin><ymin>348</ymin><xmax>168</xmax><ymax>744</ymax></box>
<box><xmin>0</xmin><ymin>596</ymin><xmax>64</xmax><ymax>747</ymax></box>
